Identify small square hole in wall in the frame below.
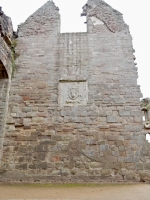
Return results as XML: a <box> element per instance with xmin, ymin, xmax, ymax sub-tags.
<box><xmin>58</xmin><ymin>0</ymin><xmax>87</xmax><ymax>33</ymax></box>
<box><xmin>146</xmin><ymin>133</ymin><xmax>150</xmax><ymax>143</ymax></box>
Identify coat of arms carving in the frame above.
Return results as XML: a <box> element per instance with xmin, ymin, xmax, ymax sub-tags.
<box><xmin>68</xmin><ymin>87</ymin><xmax>79</xmax><ymax>100</ymax></box>
<box><xmin>58</xmin><ymin>80</ymin><xmax>88</xmax><ymax>107</ymax></box>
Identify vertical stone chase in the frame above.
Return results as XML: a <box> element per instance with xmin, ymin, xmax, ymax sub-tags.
<box><xmin>0</xmin><ymin>0</ymin><xmax>150</xmax><ymax>182</ymax></box>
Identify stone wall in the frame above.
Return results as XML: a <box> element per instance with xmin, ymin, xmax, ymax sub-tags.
<box><xmin>0</xmin><ymin>37</ymin><xmax>12</xmax><ymax>79</ymax></box>
<box><xmin>0</xmin><ymin>79</ymin><xmax>10</xmax><ymax>162</ymax></box>
<box><xmin>0</xmin><ymin>0</ymin><xmax>150</xmax><ymax>182</ymax></box>
<box><xmin>0</xmin><ymin>6</ymin><xmax>13</xmax><ymax>78</ymax></box>
<box><xmin>0</xmin><ymin>8</ymin><xmax>13</xmax><ymax>165</ymax></box>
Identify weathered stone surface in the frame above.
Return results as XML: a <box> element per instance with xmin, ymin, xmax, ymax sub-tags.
<box><xmin>0</xmin><ymin>0</ymin><xmax>149</xmax><ymax>183</ymax></box>
<box><xmin>107</xmin><ymin>116</ymin><xmax>117</xmax><ymax>123</ymax></box>
<box><xmin>139</xmin><ymin>171</ymin><xmax>150</xmax><ymax>182</ymax></box>
<box><xmin>119</xmin><ymin>111</ymin><xmax>130</xmax><ymax>116</ymax></box>
<box><xmin>101</xmin><ymin>169</ymin><xmax>112</xmax><ymax>177</ymax></box>
<box><xmin>0</xmin><ymin>7</ymin><xmax>13</xmax><ymax>165</ymax></box>
<box><xmin>0</xmin><ymin>8</ymin><xmax>13</xmax><ymax>78</ymax></box>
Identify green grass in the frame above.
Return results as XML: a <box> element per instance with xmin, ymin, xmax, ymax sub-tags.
<box><xmin>0</xmin><ymin>182</ymin><xmax>136</xmax><ymax>188</ymax></box>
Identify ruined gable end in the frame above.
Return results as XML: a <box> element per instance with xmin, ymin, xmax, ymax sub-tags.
<box><xmin>82</xmin><ymin>0</ymin><xmax>128</xmax><ymax>33</ymax></box>
<box><xmin>18</xmin><ymin>1</ymin><xmax>60</xmax><ymax>37</ymax></box>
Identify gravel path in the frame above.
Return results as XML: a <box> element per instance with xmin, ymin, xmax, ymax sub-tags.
<box><xmin>0</xmin><ymin>183</ymin><xmax>150</xmax><ymax>200</ymax></box>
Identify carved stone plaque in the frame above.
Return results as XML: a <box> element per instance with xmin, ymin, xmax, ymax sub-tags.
<box><xmin>58</xmin><ymin>81</ymin><xmax>88</xmax><ymax>107</ymax></box>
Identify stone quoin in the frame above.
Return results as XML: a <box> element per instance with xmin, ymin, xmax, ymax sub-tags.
<box><xmin>0</xmin><ymin>0</ymin><xmax>150</xmax><ymax>183</ymax></box>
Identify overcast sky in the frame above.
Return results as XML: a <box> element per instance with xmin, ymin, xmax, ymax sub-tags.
<box><xmin>1</xmin><ymin>0</ymin><xmax>150</xmax><ymax>98</ymax></box>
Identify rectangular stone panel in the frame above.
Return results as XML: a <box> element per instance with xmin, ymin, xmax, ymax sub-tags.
<box><xmin>58</xmin><ymin>80</ymin><xmax>88</xmax><ymax>107</ymax></box>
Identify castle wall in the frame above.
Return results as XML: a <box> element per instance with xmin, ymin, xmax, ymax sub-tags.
<box><xmin>0</xmin><ymin>9</ymin><xmax>13</xmax><ymax>165</ymax></box>
<box><xmin>0</xmin><ymin>0</ymin><xmax>150</xmax><ymax>182</ymax></box>
<box><xmin>0</xmin><ymin>79</ymin><xmax>10</xmax><ymax>162</ymax></box>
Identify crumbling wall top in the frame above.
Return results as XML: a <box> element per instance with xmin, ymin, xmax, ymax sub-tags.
<box><xmin>81</xmin><ymin>0</ymin><xmax>128</xmax><ymax>33</ymax></box>
<box><xmin>0</xmin><ymin>7</ymin><xmax>13</xmax><ymax>45</ymax></box>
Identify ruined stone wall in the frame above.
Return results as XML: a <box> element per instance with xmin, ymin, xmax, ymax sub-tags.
<box><xmin>0</xmin><ymin>8</ymin><xmax>13</xmax><ymax>165</ymax></box>
<box><xmin>0</xmin><ymin>79</ymin><xmax>10</xmax><ymax>161</ymax></box>
<box><xmin>0</xmin><ymin>7</ymin><xmax>13</xmax><ymax>78</ymax></box>
<box><xmin>0</xmin><ymin>0</ymin><xmax>150</xmax><ymax>182</ymax></box>
<box><xmin>0</xmin><ymin>37</ymin><xmax>12</xmax><ymax>78</ymax></box>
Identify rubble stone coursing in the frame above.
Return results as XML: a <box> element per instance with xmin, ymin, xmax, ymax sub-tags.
<box><xmin>0</xmin><ymin>0</ymin><xmax>150</xmax><ymax>182</ymax></box>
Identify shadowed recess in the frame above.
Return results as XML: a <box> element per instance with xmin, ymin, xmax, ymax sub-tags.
<box><xmin>0</xmin><ymin>60</ymin><xmax>8</xmax><ymax>79</ymax></box>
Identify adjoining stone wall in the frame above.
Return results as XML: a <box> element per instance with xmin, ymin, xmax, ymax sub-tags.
<box><xmin>0</xmin><ymin>0</ymin><xmax>150</xmax><ymax>182</ymax></box>
<box><xmin>0</xmin><ymin>79</ymin><xmax>10</xmax><ymax>162</ymax></box>
<box><xmin>0</xmin><ymin>8</ymin><xmax>13</xmax><ymax>167</ymax></box>
<box><xmin>0</xmin><ymin>37</ymin><xmax>12</xmax><ymax>79</ymax></box>
<box><xmin>0</xmin><ymin>6</ymin><xmax>13</xmax><ymax>45</ymax></box>
<box><xmin>0</xmin><ymin>6</ymin><xmax>13</xmax><ymax>79</ymax></box>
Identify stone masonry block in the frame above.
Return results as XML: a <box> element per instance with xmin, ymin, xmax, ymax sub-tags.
<box><xmin>119</xmin><ymin>111</ymin><xmax>130</xmax><ymax>116</ymax></box>
<box><xmin>107</xmin><ymin>116</ymin><xmax>117</xmax><ymax>123</ymax></box>
<box><xmin>125</xmin><ymin>157</ymin><xmax>133</xmax><ymax>163</ymax></box>
<box><xmin>136</xmin><ymin>163</ymin><xmax>144</xmax><ymax>170</ymax></box>
<box><xmin>107</xmin><ymin>135</ymin><xmax>117</xmax><ymax>141</ymax></box>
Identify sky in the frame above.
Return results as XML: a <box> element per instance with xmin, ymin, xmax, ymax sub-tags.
<box><xmin>0</xmin><ymin>0</ymin><xmax>150</xmax><ymax>99</ymax></box>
